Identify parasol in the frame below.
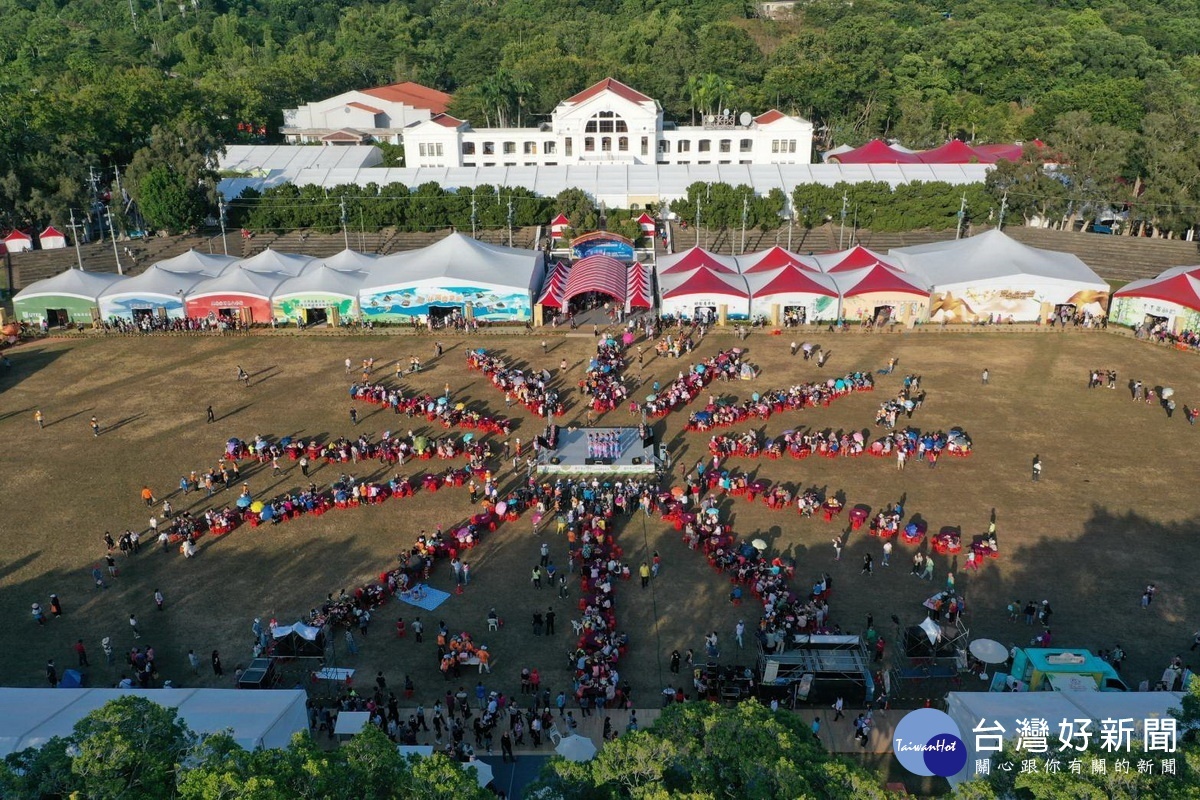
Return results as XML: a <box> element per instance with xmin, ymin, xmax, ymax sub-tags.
<box><xmin>495</xmin><ymin>501</ymin><xmax>507</xmax><ymax>516</ymax></box>
<box><xmin>280</xmin><ymin>437</ymin><xmax>292</xmax><ymax>447</ymax></box>
<box><xmin>456</xmin><ymin>403</ymin><xmax>465</xmax><ymax>411</ymax></box>
<box><xmin>695</xmin><ymin>364</ymin><xmax>706</xmax><ymax>373</ymax></box>
<box><xmin>236</xmin><ymin>496</ymin><xmax>252</xmax><ymax>508</ymax></box>
<box><xmin>555</xmin><ymin>734</ymin><xmax>598</xmax><ymax>762</ymax></box>
<box><xmin>250</xmin><ymin>501</ymin><xmax>264</xmax><ymax>513</ymax></box>
<box><xmin>919</xmin><ymin>616</ymin><xmax>941</xmax><ymax>645</ymax></box>
<box><xmin>969</xmin><ymin>638</ymin><xmax>1010</xmax><ymax>665</ymax></box>
<box><xmin>671</xmin><ymin>487</ymin><xmax>685</xmax><ymax>498</ymax></box>
<box><xmin>802</xmin><ymin>343</ymin><xmax>814</xmax><ymax>352</ymax></box>
<box><xmin>1162</xmin><ymin>387</ymin><xmax>1175</xmax><ymax>399</ymax></box>
<box><xmin>437</xmin><ymin>396</ymin><xmax>448</xmax><ymax>405</ymax></box>
<box><xmin>751</xmin><ymin>538</ymin><xmax>768</xmax><ymax>550</ymax></box>
<box><xmin>705</xmin><ymin>508</ymin><xmax>720</xmax><ymax>516</ymax></box>
<box><xmin>646</xmin><ymin>394</ymin><xmax>658</xmax><ymax>402</ymax></box>
<box><xmin>465</xmin><ymin>760</ymin><xmax>494</xmax><ymax>788</ymax></box>
<box><xmin>413</xmin><ymin>436</ymin><xmax>429</xmax><ymax>451</ymax></box>
<box><xmin>462</xmin><ymin>433</ymin><xmax>474</xmax><ymax>443</ymax></box>
<box><xmin>260</xmin><ymin>506</ymin><xmax>275</xmax><ymax>521</ymax></box>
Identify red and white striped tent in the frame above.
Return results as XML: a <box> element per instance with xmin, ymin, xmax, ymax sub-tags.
<box><xmin>3</xmin><ymin>230</ymin><xmax>33</xmax><ymax>254</ymax></box>
<box><xmin>536</xmin><ymin>262</ymin><xmax>569</xmax><ymax>309</ymax></box>
<box><xmin>549</xmin><ymin>214</ymin><xmax>571</xmax><ymax>241</ymax></box>
<box><xmin>39</xmin><ymin>226</ymin><xmax>67</xmax><ymax>250</ymax></box>
<box><xmin>635</xmin><ymin>213</ymin><xmax>656</xmax><ymax>237</ymax></box>
<box><xmin>563</xmin><ymin>255</ymin><xmax>627</xmax><ymax>305</ymax></box>
<box><xmin>626</xmin><ymin>262</ymin><xmax>653</xmax><ymax>309</ymax></box>
<box><xmin>736</xmin><ymin>246</ymin><xmax>819</xmax><ymax>273</ymax></box>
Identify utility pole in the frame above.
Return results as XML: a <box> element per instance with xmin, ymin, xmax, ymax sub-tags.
<box><xmin>956</xmin><ymin>194</ymin><xmax>967</xmax><ymax>240</ymax></box>
<box><xmin>127</xmin><ymin>0</ymin><xmax>138</xmax><ymax>31</ymax></box>
<box><xmin>106</xmin><ymin>207</ymin><xmax>123</xmax><ymax>275</ymax></box>
<box><xmin>507</xmin><ymin>199</ymin><xmax>514</xmax><ymax>247</ymax></box>
<box><xmin>787</xmin><ymin>211</ymin><xmax>793</xmax><ymax>251</ymax></box>
<box><xmin>470</xmin><ymin>194</ymin><xmax>477</xmax><ymax>239</ymax></box>
<box><xmin>112</xmin><ymin>163</ymin><xmax>125</xmax><ymax>209</ymax></box>
<box><xmin>695</xmin><ymin>197</ymin><xmax>702</xmax><ymax>248</ymax></box>
<box><xmin>218</xmin><ymin>197</ymin><xmax>229</xmax><ymax>255</ymax></box>
<box><xmin>740</xmin><ymin>194</ymin><xmax>749</xmax><ymax>254</ymax></box>
<box><xmin>998</xmin><ymin>191</ymin><xmax>1008</xmax><ymax>230</ymax></box>
<box><xmin>67</xmin><ymin>209</ymin><xmax>85</xmax><ymax>270</ymax></box>
<box><xmin>339</xmin><ymin>197</ymin><xmax>349</xmax><ymax>249</ymax></box>
<box><xmin>839</xmin><ymin>191</ymin><xmax>849</xmax><ymax>250</ymax></box>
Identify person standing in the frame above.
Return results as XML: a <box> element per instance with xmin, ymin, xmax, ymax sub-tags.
<box><xmin>832</xmin><ymin>536</ymin><xmax>843</xmax><ymax>561</ymax></box>
<box><xmin>735</xmin><ymin>620</ymin><xmax>745</xmax><ymax>649</ymax></box>
<box><xmin>500</xmin><ymin>730</ymin><xmax>514</xmax><ymax>762</ymax></box>
<box><xmin>46</xmin><ymin>660</ymin><xmax>58</xmax><ymax>687</ymax></box>
<box><xmin>91</xmin><ymin>415</ymin><xmax>100</xmax><ymax>437</ymax></box>
<box><xmin>154</xmin><ymin>589</ymin><xmax>165</xmax><ymax>611</ymax></box>
<box><xmin>129</xmin><ymin>613</ymin><xmax>141</xmax><ymax>639</ymax></box>
<box><xmin>833</xmin><ymin>697</ymin><xmax>844</xmax><ymax>721</ymax></box>
<box><xmin>207</xmin><ymin>405</ymin><xmax>215</xmax><ymax>423</ymax></box>
<box><xmin>861</xmin><ymin>554</ymin><xmax>873</xmax><ymax>576</ymax></box>
<box><xmin>1032</xmin><ymin>455</ymin><xmax>1042</xmax><ymax>482</ymax></box>
<box><xmin>212</xmin><ymin>650</ymin><xmax>223</xmax><ymax>675</ymax></box>
<box><xmin>49</xmin><ymin>594</ymin><xmax>63</xmax><ymax>618</ymax></box>
<box><xmin>188</xmin><ymin>649</ymin><xmax>201</xmax><ymax>674</ymax></box>
<box><xmin>539</xmin><ymin>542</ymin><xmax>550</xmax><ymax>567</ymax></box>
<box><xmin>102</xmin><ymin>637</ymin><xmax>114</xmax><ymax>665</ymax></box>
<box><xmin>545</xmin><ymin>607</ymin><xmax>556</xmax><ymax>636</ymax></box>
<box><xmin>35</xmin><ymin>409</ymin><xmax>44</xmax><ymax>429</ymax></box>
<box><xmin>350</xmin><ymin>407</ymin><xmax>358</xmax><ymax>425</ymax></box>
<box><xmin>670</xmin><ymin>650</ymin><xmax>681</xmax><ymax>673</ymax></box>
<box><xmin>882</xmin><ymin>540</ymin><xmax>892</xmax><ymax>567</ymax></box>
<box><xmin>981</xmin><ymin>368</ymin><xmax>989</xmax><ymax>385</ymax></box>
<box><xmin>640</xmin><ymin>562</ymin><xmax>651</xmax><ymax>588</ymax></box>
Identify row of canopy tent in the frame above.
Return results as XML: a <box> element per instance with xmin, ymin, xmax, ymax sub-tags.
<box><xmin>1111</xmin><ymin>264</ymin><xmax>1200</xmax><ymax>332</ymax></box>
<box><xmin>824</xmin><ymin>139</ymin><xmax>1040</xmax><ymax>165</ymax></box>
<box><xmin>13</xmin><ymin>234</ymin><xmax>545</xmax><ymax>326</ymax></box>
<box><xmin>654</xmin><ymin>230</ymin><xmax>1110</xmax><ymax>324</ymax></box>
<box><xmin>2</xmin><ymin>227</ymin><xmax>68</xmax><ymax>253</ymax></box>
<box><xmin>0</xmin><ymin>689</ymin><xmax>310</xmax><ymax>755</ymax></box>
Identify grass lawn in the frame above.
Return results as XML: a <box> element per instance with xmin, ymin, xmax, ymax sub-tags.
<box><xmin>1</xmin><ymin>328</ymin><xmax>1198</xmax><ymax>718</ymax></box>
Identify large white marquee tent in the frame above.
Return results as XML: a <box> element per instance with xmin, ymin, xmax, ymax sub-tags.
<box><xmin>890</xmin><ymin>230</ymin><xmax>1110</xmax><ymax>323</ymax></box>
<box><xmin>0</xmin><ymin>689</ymin><xmax>309</xmax><ymax>756</ymax></box>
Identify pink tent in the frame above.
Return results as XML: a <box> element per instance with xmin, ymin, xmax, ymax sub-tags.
<box><xmin>918</xmin><ymin>140</ymin><xmax>986</xmax><ymax>164</ymax></box>
<box><xmin>827</xmin><ymin>140</ymin><xmax>922</xmax><ymax>165</ymax></box>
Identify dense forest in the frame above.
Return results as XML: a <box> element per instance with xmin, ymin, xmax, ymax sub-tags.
<box><xmin>2</xmin><ymin>0</ymin><xmax>1199</xmax><ymax>234</ymax></box>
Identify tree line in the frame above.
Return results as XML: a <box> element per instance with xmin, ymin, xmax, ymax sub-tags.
<box><xmin>2</xmin><ymin>0</ymin><xmax>1198</xmax><ymax>236</ymax></box>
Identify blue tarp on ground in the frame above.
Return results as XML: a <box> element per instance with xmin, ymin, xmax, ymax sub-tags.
<box><xmin>397</xmin><ymin>584</ymin><xmax>451</xmax><ymax>611</ymax></box>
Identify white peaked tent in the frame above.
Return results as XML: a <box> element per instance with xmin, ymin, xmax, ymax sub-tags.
<box><xmin>889</xmin><ymin>230</ymin><xmax>1110</xmax><ymax>323</ymax></box>
<box><xmin>744</xmin><ymin>266</ymin><xmax>839</xmax><ymax>323</ymax></box>
<box><xmin>99</xmin><ymin>266</ymin><xmax>219</xmax><ymax>320</ymax></box>
<box><xmin>13</xmin><ymin>269</ymin><xmax>125</xmax><ymax>325</ymax></box>
<box><xmin>658</xmin><ymin>267</ymin><xmax>751</xmax><ymax>321</ymax></box>
<box><xmin>319</xmin><ymin>249</ymin><xmax>380</xmax><ymax>272</ymax></box>
<box><xmin>185</xmin><ymin>266</ymin><xmax>291</xmax><ymax>323</ymax></box>
<box><xmin>273</xmin><ymin>263</ymin><xmax>367</xmax><ymax>324</ymax></box>
<box><xmin>1110</xmin><ymin>265</ymin><xmax>1200</xmax><ymax>332</ymax></box>
<box><xmin>0</xmin><ymin>689</ymin><xmax>309</xmax><ymax>756</ymax></box>
<box><xmin>944</xmin><ymin>691</ymin><xmax>1184</xmax><ymax>788</ymax></box>
<box><xmin>234</xmin><ymin>248</ymin><xmax>314</xmax><ymax>277</ymax></box>
<box><xmin>152</xmin><ymin>249</ymin><xmax>239</xmax><ymax>275</ymax></box>
<box><xmin>656</xmin><ymin>247</ymin><xmax>739</xmax><ymax>275</ymax></box>
<box><xmin>359</xmin><ymin>233</ymin><xmax>544</xmax><ymax>322</ymax></box>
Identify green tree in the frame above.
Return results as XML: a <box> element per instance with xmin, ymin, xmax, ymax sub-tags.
<box><xmin>555</xmin><ymin>188</ymin><xmax>599</xmax><ymax>232</ymax></box>
<box><xmin>139</xmin><ymin>164</ymin><xmax>208</xmax><ymax>233</ymax></box>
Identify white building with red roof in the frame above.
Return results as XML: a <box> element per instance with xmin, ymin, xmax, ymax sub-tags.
<box><xmin>402</xmin><ymin>77</ymin><xmax>813</xmax><ymax>169</ymax></box>
<box><xmin>282</xmin><ymin>81</ymin><xmax>453</xmax><ymax>145</ymax></box>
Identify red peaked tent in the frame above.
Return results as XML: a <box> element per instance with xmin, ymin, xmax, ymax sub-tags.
<box><xmin>827</xmin><ymin>139</ymin><xmax>922</xmax><ymax>165</ymax></box>
<box><xmin>838</xmin><ymin>264</ymin><xmax>928</xmax><ymax>297</ymax></box>
<box><xmin>918</xmin><ymin>140</ymin><xmax>985</xmax><ymax>164</ymax></box>
<box><xmin>537</xmin><ymin>262</ymin><xmax>569</xmax><ymax>308</ymax></box>
<box><xmin>658</xmin><ymin>247</ymin><xmax>738</xmax><ymax>274</ymax></box>
<box><xmin>1114</xmin><ymin>268</ymin><xmax>1200</xmax><ymax>311</ymax></box>
<box><xmin>750</xmin><ymin>266</ymin><xmax>838</xmax><ymax>298</ymax></box>
<box><xmin>738</xmin><ymin>246</ymin><xmax>819</xmax><ymax>273</ymax></box>
<box><xmin>627</xmin><ymin>263</ymin><xmax>653</xmax><ymax>308</ymax></box>
<box><xmin>821</xmin><ymin>245</ymin><xmax>899</xmax><ymax>273</ymax></box>
<box><xmin>661</xmin><ymin>268</ymin><xmax>748</xmax><ymax>300</ymax></box>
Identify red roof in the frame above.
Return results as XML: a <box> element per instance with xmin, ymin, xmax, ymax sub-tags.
<box><xmin>429</xmin><ymin>113</ymin><xmax>464</xmax><ymax>128</ymax></box>
<box><xmin>839</xmin><ymin>265</ymin><xmax>927</xmax><ymax>298</ymax></box>
<box><xmin>752</xmin><ymin>267</ymin><xmax>837</xmax><ymax>298</ymax></box>
<box><xmin>565</xmin><ymin>78</ymin><xmax>653</xmax><ymax>106</ymax></box>
<box><xmin>550</xmin><ymin>214</ymin><xmax>571</xmax><ymax>226</ymax></box>
<box><xmin>564</xmin><ymin>255</ymin><xmax>628</xmax><ymax>304</ymax></box>
<box><xmin>635</xmin><ymin>213</ymin><xmax>656</xmax><ymax>225</ymax></box>
<box><xmin>754</xmin><ymin>110</ymin><xmax>786</xmax><ymax>125</ymax></box>
<box><xmin>39</xmin><ymin>226</ymin><xmax>65</xmax><ymax>239</ymax></box>
<box><xmin>740</xmin><ymin>246</ymin><xmax>818</xmax><ymax>273</ymax></box>
<box><xmin>918</xmin><ymin>140</ymin><xmax>984</xmax><ymax>165</ymax></box>
<box><xmin>1115</xmin><ymin>270</ymin><xmax>1200</xmax><ymax>312</ymax></box>
<box><xmin>823</xmin><ymin>245</ymin><xmax>897</xmax><ymax>273</ymax></box>
<box><xmin>971</xmin><ymin>143</ymin><xmax>1023</xmax><ymax>162</ymax></box>
<box><xmin>361</xmin><ymin>82</ymin><xmax>452</xmax><ymax>114</ymax></box>
<box><xmin>662</xmin><ymin>268</ymin><xmax>748</xmax><ymax>300</ymax></box>
<box><xmin>828</xmin><ymin>140</ymin><xmax>922</xmax><ymax>165</ymax></box>
<box><xmin>3</xmin><ymin>230</ymin><xmax>31</xmax><ymax>242</ymax></box>
<box><xmin>659</xmin><ymin>247</ymin><xmax>736</xmax><ymax>275</ymax></box>
<box><xmin>346</xmin><ymin>101</ymin><xmax>384</xmax><ymax>115</ymax></box>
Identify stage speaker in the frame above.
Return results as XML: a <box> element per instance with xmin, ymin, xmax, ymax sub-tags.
<box><xmin>550</xmin><ymin>457</ymin><xmax>561</xmax><ymax>465</ymax></box>
<box><xmin>585</xmin><ymin>458</ymin><xmax>595</xmax><ymax>465</ymax></box>
<box><xmin>631</xmin><ymin>457</ymin><xmax>643</xmax><ymax>465</ymax></box>
<box><xmin>642</xmin><ymin>435</ymin><xmax>654</xmax><ymax>447</ymax></box>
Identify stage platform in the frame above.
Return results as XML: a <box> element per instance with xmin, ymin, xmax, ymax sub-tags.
<box><xmin>536</xmin><ymin>427</ymin><xmax>658</xmax><ymax>476</ymax></box>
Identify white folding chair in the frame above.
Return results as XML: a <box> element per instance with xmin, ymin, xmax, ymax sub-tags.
<box><xmin>547</xmin><ymin>725</ymin><xmax>563</xmax><ymax>744</ymax></box>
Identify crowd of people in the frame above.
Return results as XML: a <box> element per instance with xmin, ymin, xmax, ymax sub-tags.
<box><xmin>704</xmin><ymin>426</ymin><xmax>972</xmax><ymax>462</ymax></box>
<box><xmin>349</xmin><ymin>380</ymin><xmax>515</xmax><ymax>435</ymax></box>
<box><xmin>683</xmin><ymin>372</ymin><xmax>877</xmax><ymax>432</ymax></box>
<box><xmin>467</xmin><ymin>350</ymin><xmax>566</xmax><ymax>418</ymax></box>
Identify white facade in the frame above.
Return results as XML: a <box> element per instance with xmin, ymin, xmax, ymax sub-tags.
<box><xmin>282</xmin><ymin>82</ymin><xmax>452</xmax><ymax>145</ymax></box>
<box><xmin>403</xmin><ymin>78</ymin><xmax>814</xmax><ymax>170</ymax></box>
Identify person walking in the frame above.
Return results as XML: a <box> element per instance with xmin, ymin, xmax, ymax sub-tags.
<box><xmin>188</xmin><ymin>649</ymin><xmax>201</xmax><ymax>674</ymax></box>
<box><xmin>74</xmin><ymin>639</ymin><xmax>90</xmax><ymax>667</ymax></box>
<box><xmin>35</xmin><ymin>409</ymin><xmax>44</xmax><ymax>429</ymax></box>
<box><xmin>211</xmin><ymin>650</ymin><xmax>223</xmax><ymax>676</ymax></box>
<box><xmin>154</xmin><ymin>589</ymin><xmax>165</xmax><ymax>611</ymax></box>
<box><xmin>861</xmin><ymin>554</ymin><xmax>874</xmax><ymax>576</ymax></box>
<box><xmin>350</xmin><ymin>407</ymin><xmax>358</xmax><ymax>425</ymax></box>
<box><xmin>207</xmin><ymin>405</ymin><xmax>215</xmax><ymax>423</ymax></box>
<box><xmin>833</xmin><ymin>696</ymin><xmax>844</xmax><ymax>721</ymax></box>
<box><xmin>129</xmin><ymin>613</ymin><xmax>141</xmax><ymax>639</ymax></box>
<box><xmin>670</xmin><ymin>650</ymin><xmax>681</xmax><ymax>673</ymax></box>
<box><xmin>102</xmin><ymin>637</ymin><xmax>114</xmax><ymax>666</ymax></box>
<box><xmin>832</xmin><ymin>536</ymin><xmax>843</xmax><ymax>561</ymax></box>
<box><xmin>46</xmin><ymin>660</ymin><xmax>58</xmax><ymax>688</ymax></box>
<box><xmin>1032</xmin><ymin>455</ymin><xmax>1042</xmax><ymax>482</ymax></box>
<box><xmin>91</xmin><ymin>415</ymin><xmax>100</xmax><ymax>437</ymax></box>
<box><xmin>49</xmin><ymin>594</ymin><xmax>63</xmax><ymax>618</ymax></box>
<box><xmin>531</xmin><ymin>565</ymin><xmax>542</xmax><ymax>589</ymax></box>
<box><xmin>735</xmin><ymin>620</ymin><xmax>745</xmax><ymax>649</ymax></box>
<box><xmin>500</xmin><ymin>730</ymin><xmax>514</xmax><ymax>762</ymax></box>
<box><xmin>882</xmin><ymin>540</ymin><xmax>892</xmax><ymax>567</ymax></box>
<box><xmin>640</xmin><ymin>562</ymin><xmax>651</xmax><ymax>588</ymax></box>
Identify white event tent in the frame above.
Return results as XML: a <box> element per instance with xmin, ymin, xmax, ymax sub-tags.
<box><xmin>1110</xmin><ymin>265</ymin><xmax>1200</xmax><ymax>332</ymax></box>
<box><xmin>657</xmin><ymin>267</ymin><xmax>750</xmax><ymax>321</ymax></box>
<box><xmin>359</xmin><ymin>233</ymin><xmax>544</xmax><ymax>322</ymax></box>
<box><xmin>890</xmin><ymin>230</ymin><xmax>1110</xmax><ymax>323</ymax></box>
<box><xmin>0</xmin><ymin>688</ymin><xmax>310</xmax><ymax>756</ymax></box>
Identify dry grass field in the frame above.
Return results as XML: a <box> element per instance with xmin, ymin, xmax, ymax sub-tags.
<box><xmin>1</xmin><ymin>327</ymin><xmax>1198</xmax><ymax>713</ymax></box>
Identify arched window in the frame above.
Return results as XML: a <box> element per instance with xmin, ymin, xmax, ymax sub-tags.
<box><xmin>585</xmin><ymin>110</ymin><xmax>627</xmax><ymax>135</ymax></box>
